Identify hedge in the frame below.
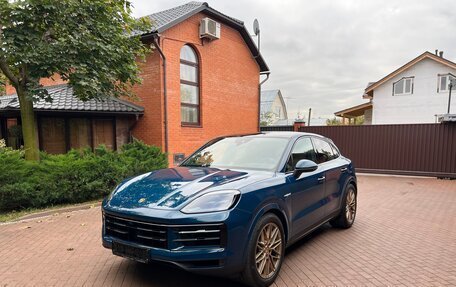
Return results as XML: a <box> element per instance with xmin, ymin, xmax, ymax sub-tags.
<box><xmin>0</xmin><ymin>139</ymin><xmax>167</xmax><ymax>212</ymax></box>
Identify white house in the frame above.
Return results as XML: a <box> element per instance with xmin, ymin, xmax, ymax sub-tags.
<box><xmin>336</xmin><ymin>51</ymin><xmax>456</xmax><ymax>124</ymax></box>
<box><xmin>260</xmin><ymin>89</ymin><xmax>288</xmax><ymax>125</ymax></box>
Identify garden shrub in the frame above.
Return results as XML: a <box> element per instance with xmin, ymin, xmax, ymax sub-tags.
<box><xmin>0</xmin><ymin>139</ymin><xmax>167</xmax><ymax>212</ymax></box>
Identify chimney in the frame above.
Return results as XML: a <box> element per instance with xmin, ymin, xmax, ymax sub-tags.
<box><xmin>293</xmin><ymin>119</ymin><xmax>306</xmax><ymax>131</ymax></box>
<box><xmin>439</xmin><ymin>51</ymin><xmax>444</xmax><ymax>58</ymax></box>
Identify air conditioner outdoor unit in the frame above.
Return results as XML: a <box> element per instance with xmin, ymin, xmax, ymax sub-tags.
<box><xmin>200</xmin><ymin>17</ymin><xmax>220</xmax><ymax>40</ymax></box>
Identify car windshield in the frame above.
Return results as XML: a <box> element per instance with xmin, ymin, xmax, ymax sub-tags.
<box><xmin>181</xmin><ymin>137</ymin><xmax>289</xmax><ymax>171</ymax></box>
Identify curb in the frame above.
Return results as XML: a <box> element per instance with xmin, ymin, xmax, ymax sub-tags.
<box><xmin>14</xmin><ymin>201</ymin><xmax>102</xmax><ymax>222</ymax></box>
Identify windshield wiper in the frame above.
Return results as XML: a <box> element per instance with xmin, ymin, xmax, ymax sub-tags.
<box><xmin>181</xmin><ymin>164</ymin><xmax>211</xmax><ymax>167</ymax></box>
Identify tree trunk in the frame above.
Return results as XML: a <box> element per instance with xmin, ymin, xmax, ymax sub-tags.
<box><xmin>16</xmin><ymin>86</ymin><xmax>40</xmax><ymax>161</ymax></box>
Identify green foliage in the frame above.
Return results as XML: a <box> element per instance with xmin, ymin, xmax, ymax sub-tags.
<box><xmin>260</xmin><ymin>111</ymin><xmax>278</xmax><ymax>127</ymax></box>
<box><xmin>327</xmin><ymin>116</ymin><xmax>364</xmax><ymax>126</ymax></box>
<box><xmin>0</xmin><ymin>139</ymin><xmax>168</xmax><ymax>212</ymax></box>
<box><xmin>0</xmin><ymin>0</ymin><xmax>151</xmax><ymax>100</ymax></box>
<box><xmin>0</xmin><ymin>72</ymin><xmax>5</xmax><ymax>95</ymax></box>
<box><xmin>0</xmin><ymin>0</ymin><xmax>152</xmax><ymax>160</ymax></box>
<box><xmin>354</xmin><ymin>116</ymin><xmax>365</xmax><ymax>125</ymax></box>
<box><xmin>326</xmin><ymin>117</ymin><xmax>344</xmax><ymax>126</ymax></box>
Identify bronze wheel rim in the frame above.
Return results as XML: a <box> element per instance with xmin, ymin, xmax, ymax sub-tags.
<box><xmin>255</xmin><ymin>222</ymin><xmax>282</xmax><ymax>279</ymax></box>
<box><xmin>345</xmin><ymin>189</ymin><xmax>356</xmax><ymax>224</ymax></box>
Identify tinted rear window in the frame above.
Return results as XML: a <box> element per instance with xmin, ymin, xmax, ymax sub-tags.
<box><xmin>312</xmin><ymin>138</ymin><xmax>337</xmax><ymax>164</ymax></box>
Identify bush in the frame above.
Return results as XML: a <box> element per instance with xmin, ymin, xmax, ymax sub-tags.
<box><xmin>0</xmin><ymin>139</ymin><xmax>167</xmax><ymax>212</ymax></box>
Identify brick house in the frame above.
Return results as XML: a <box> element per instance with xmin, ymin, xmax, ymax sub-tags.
<box><xmin>0</xmin><ymin>2</ymin><xmax>269</xmax><ymax>163</ymax></box>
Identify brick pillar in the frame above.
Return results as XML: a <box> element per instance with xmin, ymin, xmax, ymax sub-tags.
<box><xmin>293</xmin><ymin>120</ymin><xmax>306</xmax><ymax>131</ymax></box>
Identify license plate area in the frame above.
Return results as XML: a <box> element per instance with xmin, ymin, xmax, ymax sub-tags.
<box><xmin>112</xmin><ymin>241</ymin><xmax>150</xmax><ymax>263</ymax></box>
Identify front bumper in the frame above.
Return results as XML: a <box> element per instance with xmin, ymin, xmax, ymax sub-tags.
<box><xmin>101</xmin><ymin>205</ymin><xmax>251</xmax><ymax>276</ymax></box>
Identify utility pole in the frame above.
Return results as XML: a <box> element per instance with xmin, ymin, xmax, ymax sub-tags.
<box><xmin>448</xmin><ymin>79</ymin><xmax>455</xmax><ymax>114</ymax></box>
<box><xmin>307</xmin><ymin>108</ymin><xmax>312</xmax><ymax>126</ymax></box>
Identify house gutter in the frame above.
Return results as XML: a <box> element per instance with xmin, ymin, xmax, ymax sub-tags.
<box><xmin>258</xmin><ymin>72</ymin><xmax>270</xmax><ymax>131</ymax></box>
<box><xmin>129</xmin><ymin>114</ymin><xmax>140</xmax><ymax>142</ymax></box>
<box><xmin>147</xmin><ymin>33</ymin><xmax>169</xmax><ymax>153</ymax></box>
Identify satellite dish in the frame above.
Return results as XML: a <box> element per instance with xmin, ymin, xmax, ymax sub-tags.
<box><xmin>253</xmin><ymin>19</ymin><xmax>260</xmax><ymax>36</ymax></box>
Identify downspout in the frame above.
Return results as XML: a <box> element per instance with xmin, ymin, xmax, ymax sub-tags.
<box><xmin>258</xmin><ymin>72</ymin><xmax>270</xmax><ymax>131</ymax></box>
<box><xmin>152</xmin><ymin>35</ymin><xmax>169</xmax><ymax>153</ymax></box>
<box><xmin>128</xmin><ymin>114</ymin><xmax>140</xmax><ymax>142</ymax></box>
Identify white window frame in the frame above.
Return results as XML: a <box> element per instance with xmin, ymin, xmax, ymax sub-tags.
<box><xmin>437</xmin><ymin>73</ymin><xmax>456</xmax><ymax>93</ymax></box>
<box><xmin>393</xmin><ymin>77</ymin><xmax>414</xmax><ymax>96</ymax></box>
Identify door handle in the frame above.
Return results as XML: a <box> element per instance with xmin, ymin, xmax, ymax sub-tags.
<box><xmin>340</xmin><ymin>167</ymin><xmax>348</xmax><ymax>172</ymax></box>
<box><xmin>317</xmin><ymin>176</ymin><xmax>326</xmax><ymax>182</ymax></box>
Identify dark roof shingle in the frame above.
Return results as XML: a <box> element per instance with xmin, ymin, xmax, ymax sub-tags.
<box><xmin>0</xmin><ymin>84</ymin><xmax>144</xmax><ymax>114</ymax></box>
<box><xmin>148</xmin><ymin>2</ymin><xmax>205</xmax><ymax>32</ymax></box>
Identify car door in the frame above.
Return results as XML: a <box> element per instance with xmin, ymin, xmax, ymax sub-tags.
<box><xmin>328</xmin><ymin>143</ymin><xmax>351</xmax><ymax>215</ymax></box>
<box><xmin>285</xmin><ymin>137</ymin><xmax>327</xmax><ymax>237</ymax></box>
<box><xmin>311</xmin><ymin>137</ymin><xmax>346</xmax><ymax>217</ymax></box>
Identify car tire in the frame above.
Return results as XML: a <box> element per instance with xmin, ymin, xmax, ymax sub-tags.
<box><xmin>330</xmin><ymin>184</ymin><xmax>357</xmax><ymax>229</ymax></box>
<box><xmin>241</xmin><ymin>213</ymin><xmax>285</xmax><ymax>287</ymax></box>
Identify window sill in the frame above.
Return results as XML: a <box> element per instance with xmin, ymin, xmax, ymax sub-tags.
<box><xmin>181</xmin><ymin>123</ymin><xmax>202</xmax><ymax>128</ymax></box>
<box><xmin>393</xmin><ymin>93</ymin><xmax>413</xmax><ymax>96</ymax></box>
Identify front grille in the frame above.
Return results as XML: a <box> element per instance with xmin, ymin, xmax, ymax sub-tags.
<box><xmin>104</xmin><ymin>213</ymin><xmax>225</xmax><ymax>250</ymax></box>
<box><xmin>172</xmin><ymin>225</ymin><xmax>226</xmax><ymax>248</ymax></box>
<box><xmin>104</xmin><ymin>214</ymin><xmax>167</xmax><ymax>249</ymax></box>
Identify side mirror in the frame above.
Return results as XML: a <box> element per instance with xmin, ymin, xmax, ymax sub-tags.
<box><xmin>293</xmin><ymin>159</ymin><xmax>318</xmax><ymax>178</ymax></box>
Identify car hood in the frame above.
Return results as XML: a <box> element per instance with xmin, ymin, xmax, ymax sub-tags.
<box><xmin>105</xmin><ymin>167</ymin><xmax>274</xmax><ymax>210</ymax></box>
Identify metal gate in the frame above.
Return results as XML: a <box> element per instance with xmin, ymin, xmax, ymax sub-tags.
<box><xmin>297</xmin><ymin>124</ymin><xmax>456</xmax><ymax>178</ymax></box>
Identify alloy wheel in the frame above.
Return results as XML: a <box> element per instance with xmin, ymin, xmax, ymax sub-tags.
<box><xmin>255</xmin><ymin>222</ymin><xmax>283</xmax><ymax>279</ymax></box>
<box><xmin>345</xmin><ymin>189</ymin><xmax>356</xmax><ymax>224</ymax></box>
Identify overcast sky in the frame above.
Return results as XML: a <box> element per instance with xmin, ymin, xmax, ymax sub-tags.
<box><xmin>130</xmin><ymin>0</ymin><xmax>456</xmax><ymax>121</ymax></box>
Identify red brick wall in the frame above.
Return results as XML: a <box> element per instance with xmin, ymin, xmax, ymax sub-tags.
<box><xmin>156</xmin><ymin>13</ymin><xmax>261</xmax><ymax>164</ymax></box>
<box><xmin>5</xmin><ymin>85</ymin><xmax>15</xmax><ymax>96</ymax></box>
<box><xmin>130</xmin><ymin>51</ymin><xmax>164</xmax><ymax>148</ymax></box>
<box><xmin>5</xmin><ymin>75</ymin><xmax>67</xmax><ymax>95</ymax></box>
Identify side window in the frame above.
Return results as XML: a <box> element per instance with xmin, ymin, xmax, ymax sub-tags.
<box><xmin>393</xmin><ymin>77</ymin><xmax>413</xmax><ymax>96</ymax></box>
<box><xmin>285</xmin><ymin>137</ymin><xmax>316</xmax><ymax>172</ymax></box>
<box><xmin>312</xmin><ymin>138</ymin><xmax>336</xmax><ymax>164</ymax></box>
<box><xmin>438</xmin><ymin>74</ymin><xmax>455</xmax><ymax>93</ymax></box>
<box><xmin>180</xmin><ymin>45</ymin><xmax>200</xmax><ymax>125</ymax></box>
<box><xmin>330</xmin><ymin>143</ymin><xmax>340</xmax><ymax>158</ymax></box>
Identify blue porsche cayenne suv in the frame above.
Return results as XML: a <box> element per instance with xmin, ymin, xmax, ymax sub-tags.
<box><xmin>102</xmin><ymin>132</ymin><xmax>357</xmax><ymax>287</ymax></box>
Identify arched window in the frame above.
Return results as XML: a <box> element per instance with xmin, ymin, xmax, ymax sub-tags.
<box><xmin>180</xmin><ymin>45</ymin><xmax>200</xmax><ymax>125</ymax></box>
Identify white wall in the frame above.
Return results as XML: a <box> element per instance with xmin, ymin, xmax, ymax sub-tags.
<box><xmin>372</xmin><ymin>58</ymin><xmax>456</xmax><ymax>124</ymax></box>
<box><xmin>364</xmin><ymin>109</ymin><xmax>372</xmax><ymax>125</ymax></box>
<box><xmin>271</xmin><ymin>96</ymin><xmax>287</xmax><ymax>121</ymax></box>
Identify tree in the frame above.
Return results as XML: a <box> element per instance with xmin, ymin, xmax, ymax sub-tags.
<box><xmin>0</xmin><ymin>72</ymin><xmax>5</xmax><ymax>95</ymax></box>
<box><xmin>260</xmin><ymin>111</ymin><xmax>278</xmax><ymax>126</ymax></box>
<box><xmin>0</xmin><ymin>0</ymin><xmax>151</xmax><ymax>160</ymax></box>
<box><xmin>326</xmin><ymin>117</ymin><xmax>343</xmax><ymax>126</ymax></box>
<box><xmin>326</xmin><ymin>116</ymin><xmax>364</xmax><ymax>126</ymax></box>
<box><xmin>354</xmin><ymin>116</ymin><xmax>364</xmax><ymax>125</ymax></box>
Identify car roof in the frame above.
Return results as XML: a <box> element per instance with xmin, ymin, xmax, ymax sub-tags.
<box><xmin>221</xmin><ymin>131</ymin><xmax>326</xmax><ymax>140</ymax></box>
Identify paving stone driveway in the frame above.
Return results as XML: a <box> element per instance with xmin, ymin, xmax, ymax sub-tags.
<box><xmin>1</xmin><ymin>175</ymin><xmax>455</xmax><ymax>287</ymax></box>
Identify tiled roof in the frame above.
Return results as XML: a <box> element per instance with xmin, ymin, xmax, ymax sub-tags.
<box><xmin>0</xmin><ymin>84</ymin><xmax>144</xmax><ymax>114</ymax></box>
<box><xmin>148</xmin><ymin>2</ymin><xmax>203</xmax><ymax>32</ymax></box>
<box><xmin>144</xmin><ymin>2</ymin><xmax>242</xmax><ymax>33</ymax></box>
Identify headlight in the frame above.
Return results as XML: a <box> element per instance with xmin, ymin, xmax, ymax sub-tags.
<box><xmin>181</xmin><ymin>190</ymin><xmax>241</xmax><ymax>214</ymax></box>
